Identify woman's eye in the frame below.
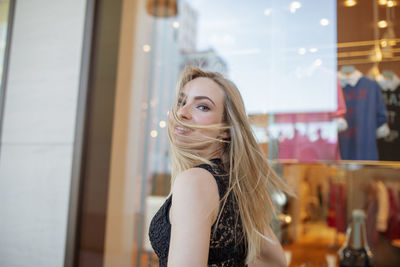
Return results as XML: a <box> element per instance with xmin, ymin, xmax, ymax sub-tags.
<box><xmin>198</xmin><ymin>105</ymin><xmax>210</xmax><ymax>111</ymax></box>
<box><xmin>177</xmin><ymin>99</ymin><xmax>185</xmax><ymax>106</ymax></box>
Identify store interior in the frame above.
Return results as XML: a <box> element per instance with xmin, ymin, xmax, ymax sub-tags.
<box><xmin>130</xmin><ymin>0</ymin><xmax>400</xmax><ymax>266</ymax></box>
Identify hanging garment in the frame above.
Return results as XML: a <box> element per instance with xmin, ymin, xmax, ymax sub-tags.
<box><xmin>338</xmin><ymin>71</ymin><xmax>388</xmax><ymax>160</ymax></box>
<box><xmin>384</xmin><ymin>187</ymin><xmax>400</xmax><ymax>240</ymax></box>
<box><xmin>327</xmin><ymin>182</ymin><xmax>347</xmax><ymax>233</ymax></box>
<box><xmin>376</xmin><ymin>181</ymin><xmax>390</xmax><ymax>232</ymax></box>
<box><xmin>364</xmin><ymin>182</ymin><xmax>379</xmax><ymax>249</ymax></box>
<box><xmin>377</xmin><ymin>73</ymin><xmax>400</xmax><ymax>161</ymax></box>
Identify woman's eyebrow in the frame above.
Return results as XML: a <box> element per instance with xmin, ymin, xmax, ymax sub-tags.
<box><xmin>194</xmin><ymin>96</ymin><xmax>216</xmax><ymax>107</ymax></box>
<box><xmin>179</xmin><ymin>93</ymin><xmax>216</xmax><ymax>107</ymax></box>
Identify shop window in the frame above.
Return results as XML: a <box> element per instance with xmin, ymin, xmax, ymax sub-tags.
<box><xmin>125</xmin><ymin>0</ymin><xmax>400</xmax><ymax>266</ymax></box>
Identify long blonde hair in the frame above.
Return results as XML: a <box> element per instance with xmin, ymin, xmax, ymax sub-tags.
<box><xmin>168</xmin><ymin>66</ymin><xmax>292</xmax><ymax>263</ymax></box>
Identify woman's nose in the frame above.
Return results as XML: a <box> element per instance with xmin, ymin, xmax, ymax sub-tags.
<box><xmin>177</xmin><ymin>104</ymin><xmax>191</xmax><ymax>120</ymax></box>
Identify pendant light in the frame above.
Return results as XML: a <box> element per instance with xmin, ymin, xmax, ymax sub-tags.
<box><xmin>146</xmin><ymin>0</ymin><xmax>178</xmax><ymax>18</ymax></box>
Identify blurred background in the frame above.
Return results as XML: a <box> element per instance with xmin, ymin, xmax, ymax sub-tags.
<box><xmin>0</xmin><ymin>0</ymin><xmax>400</xmax><ymax>266</ymax></box>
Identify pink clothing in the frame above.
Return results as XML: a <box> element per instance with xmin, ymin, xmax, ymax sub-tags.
<box><xmin>384</xmin><ymin>188</ymin><xmax>400</xmax><ymax>240</ymax></box>
<box><xmin>327</xmin><ymin>182</ymin><xmax>347</xmax><ymax>233</ymax></box>
<box><xmin>274</xmin><ymin>82</ymin><xmax>347</xmax><ymax>162</ymax></box>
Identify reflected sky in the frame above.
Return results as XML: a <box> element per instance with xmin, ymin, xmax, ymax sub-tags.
<box><xmin>188</xmin><ymin>0</ymin><xmax>337</xmax><ymax>114</ymax></box>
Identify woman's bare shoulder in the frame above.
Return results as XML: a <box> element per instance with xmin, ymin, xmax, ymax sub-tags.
<box><xmin>171</xmin><ymin>167</ymin><xmax>220</xmax><ymax>224</ymax></box>
<box><xmin>173</xmin><ymin>167</ymin><xmax>219</xmax><ymax>198</ymax></box>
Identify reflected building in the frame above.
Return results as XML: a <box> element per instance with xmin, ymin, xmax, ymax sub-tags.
<box><xmin>145</xmin><ymin>0</ymin><xmax>229</xmax><ymax>195</ymax></box>
<box><xmin>178</xmin><ymin>0</ymin><xmax>198</xmax><ymax>53</ymax></box>
<box><xmin>181</xmin><ymin>48</ymin><xmax>228</xmax><ymax>76</ymax></box>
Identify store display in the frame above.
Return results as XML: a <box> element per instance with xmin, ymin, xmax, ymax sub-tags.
<box><xmin>377</xmin><ymin>71</ymin><xmax>400</xmax><ymax>161</ymax></box>
<box><xmin>376</xmin><ymin>181</ymin><xmax>389</xmax><ymax>233</ymax></box>
<box><xmin>364</xmin><ymin>182</ymin><xmax>379</xmax><ymax>249</ymax></box>
<box><xmin>384</xmin><ymin>187</ymin><xmax>400</xmax><ymax>240</ymax></box>
<box><xmin>338</xmin><ymin>209</ymin><xmax>372</xmax><ymax>267</ymax></box>
<box><xmin>273</xmin><ymin>82</ymin><xmax>347</xmax><ymax>162</ymax></box>
<box><xmin>364</xmin><ymin>179</ymin><xmax>400</xmax><ymax>245</ymax></box>
<box><xmin>338</xmin><ymin>67</ymin><xmax>388</xmax><ymax>160</ymax></box>
<box><xmin>327</xmin><ymin>180</ymin><xmax>347</xmax><ymax>233</ymax></box>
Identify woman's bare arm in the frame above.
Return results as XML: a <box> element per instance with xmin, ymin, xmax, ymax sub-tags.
<box><xmin>168</xmin><ymin>168</ymin><xmax>220</xmax><ymax>267</ymax></box>
<box><xmin>248</xmin><ymin>225</ymin><xmax>288</xmax><ymax>267</ymax></box>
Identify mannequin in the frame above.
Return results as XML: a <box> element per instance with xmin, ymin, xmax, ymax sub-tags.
<box><xmin>338</xmin><ymin>65</ymin><xmax>389</xmax><ymax>160</ymax></box>
<box><xmin>376</xmin><ymin>70</ymin><xmax>400</xmax><ymax>160</ymax></box>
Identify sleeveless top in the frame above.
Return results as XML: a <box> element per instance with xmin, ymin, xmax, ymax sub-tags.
<box><xmin>148</xmin><ymin>159</ymin><xmax>247</xmax><ymax>266</ymax></box>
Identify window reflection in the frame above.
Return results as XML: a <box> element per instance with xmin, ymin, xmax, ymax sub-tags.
<box><xmin>132</xmin><ymin>0</ymin><xmax>400</xmax><ymax>266</ymax></box>
<box><xmin>0</xmin><ymin>0</ymin><xmax>10</xmax><ymax>89</ymax></box>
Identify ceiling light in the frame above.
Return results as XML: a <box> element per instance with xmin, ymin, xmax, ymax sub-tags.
<box><xmin>150</xmin><ymin>130</ymin><xmax>158</xmax><ymax>138</ymax></box>
<box><xmin>298</xmin><ymin>48</ymin><xmax>306</xmax><ymax>55</ymax></box>
<box><xmin>309</xmin><ymin>48</ymin><xmax>318</xmax><ymax>53</ymax></box>
<box><xmin>378</xmin><ymin>20</ymin><xmax>388</xmax><ymax>28</ymax></box>
<box><xmin>387</xmin><ymin>0</ymin><xmax>396</xmax><ymax>7</ymax></box>
<box><xmin>172</xmin><ymin>21</ymin><xmax>179</xmax><ymax>28</ymax></box>
<box><xmin>320</xmin><ymin>18</ymin><xmax>329</xmax><ymax>26</ymax></box>
<box><xmin>344</xmin><ymin>0</ymin><xmax>357</xmax><ymax>7</ymax></box>
<box><xmin>290</xmin><ymin>1</ymin><xmax>302</xmax><ymax>13</ymax></box>
<box><xmin>371</xmin><ymin>45</ymin><xmax>383</xmax><ymax>62</ymax></box>
<box><xmin>314</xmin><ymin>59</ymin><xmax>323</xmax><ymax>66</ymax></box>
<box><xmin>143</xmin><ymin>44</ymin><xmax>151</xmax><ymax>52</ymax></box>
<box><xmin>264</xmin><ymin>8</ymin><xmax>272</xmax><ymax>16</ymax></box>
<box><xmin>159</xmin><ymin>121</ymin><xmax>166</xmax><ymax>128</ymax></box>
<box><xmin>146</xmin><ymin>0</ymin><xmax>177</xmax><ymax>17</ymax></box>
<box><xmin>291</xmin><ymin>1</ymin><xmax>302</xmax><ymax>9</ymax></box>
<box><xmin>378</xmin><ymin>0</ymin><xmax>388</xmax><ymax>5</ymax></box>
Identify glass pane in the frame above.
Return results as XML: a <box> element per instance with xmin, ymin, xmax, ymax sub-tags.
<box><xmin>0</xmin><ymin>0</ymin><xmax>10</xmax><ymax>89</ymax></box>
<box><xmin>127</xmin><ymin>0</ymin><xmax>400</xmax><ymax>266</ymax></box>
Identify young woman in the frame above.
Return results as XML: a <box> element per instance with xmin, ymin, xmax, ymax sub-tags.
<box><xmin>149</xmin><ymin>66</ymin><xmax>292</xmax><ymax>266</ymax></box>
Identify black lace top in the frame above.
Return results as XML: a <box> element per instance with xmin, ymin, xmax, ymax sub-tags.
<box><xmin>148</xmin><ymin>159</ymin><xmax>247</xmax><ymax>267</ymax></box>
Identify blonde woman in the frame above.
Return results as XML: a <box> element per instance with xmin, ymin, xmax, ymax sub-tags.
<box><xmin>149</xmin><ymin>66</ymin><xmax>292</xmax><ymax>267</ymax></box>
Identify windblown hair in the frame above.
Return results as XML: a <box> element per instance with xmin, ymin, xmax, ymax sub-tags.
<box><xmin>168</xmin><ymin>66</ymin><xmax>292</xmax><ymax>264</ymax></box>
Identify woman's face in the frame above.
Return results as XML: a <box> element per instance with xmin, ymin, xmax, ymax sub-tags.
<box><xmin>173</xmin><ymin>77</ymin><xmax>227</xmax><ymax>149</ymax></box>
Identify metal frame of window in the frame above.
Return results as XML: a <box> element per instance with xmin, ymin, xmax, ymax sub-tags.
<box><xmin>0</xmin><ymin>0</ymin><xmax>16</xmax><ymax>156</ymax></box>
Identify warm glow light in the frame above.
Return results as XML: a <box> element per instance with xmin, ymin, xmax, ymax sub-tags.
<box><xmin>378</xmin><ymin>0</ymin><xmax>388</xmax><ymax>5</ymax></box>
<box><xmin>291</xmin><ymin>1</ymin><xmax>301</xmax><ymax>9</ymax></box>
<box><xmin>344</xmin><ymin>0</ymin><xmax>357</xmax><ymax>7</ymax></box>
<box><xmin>159</xmin><ymin>121</ymin><xmax>166</xmax><ymax>128</ymax></box>
<box><xmin>143</xmin><ymin>44</ymin><xmax>151</xmax><ymax>52</ymax></box>
<box><xmin>320</xmin><ymin>18</ymin><xmax>329</xmax><ymax>26</ymax></box>
<box><xmin>387</xmin><ymin>0</ymin><xmax>396</xmax><ymax>7</ymax></box>
<box><xmin>150</xmin><ymin>130</ymin><xmax>158</xmax><ymax>138</ymax></box>
<box><xmin>298</xmin><ymin>48</ymin><xmax>306</xmax><ymax>55</ymax></box>
<box><xmin>309</xmin><ymin>48</ymin><xmax>318</xmax><ymax>53</ymax></box>
<box><xmin>374</xmin><ymin>46</ymin><xmax>383</xmax><ymax>62</ymax></box>
<box><xmin>290</xmin><ymin>1</ymin><xmax>302</xmax><ymax>13</ymax></box>
<box><xmin>378</xmin><ymin>20</ymin><xmax>388</xmax><ymax>28</ymax></box>
<box><xmin>381</xmin><ymin>40</ymin><xmax>388</xmax><ymax>47</ymax></box>
<box><xmin>264</xmin><ymin>8</ymin><xmax>272</xmax><ymax>16</ymax></box>
<box><xmin>172</xmin><ymin>21</ymin><xmax>179</xmax><ymax>28</ymax></box>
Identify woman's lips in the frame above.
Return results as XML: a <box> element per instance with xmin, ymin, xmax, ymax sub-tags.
<box><xmin>175</xmin><ymin>126</ymin><xmax>190</xmax><ymax>135</ymax></box>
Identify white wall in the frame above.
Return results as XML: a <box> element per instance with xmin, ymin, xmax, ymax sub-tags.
<box><xmin>0</xmin><ymin>1</ymin><xmax>87</xmax><ymax>266</ymax></box>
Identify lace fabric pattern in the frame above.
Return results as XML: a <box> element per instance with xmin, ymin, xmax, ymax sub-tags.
<box><xmin>148</xmin><ymin>159</ymin><xmax>247</xmax><ymax>267</ymax></box>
